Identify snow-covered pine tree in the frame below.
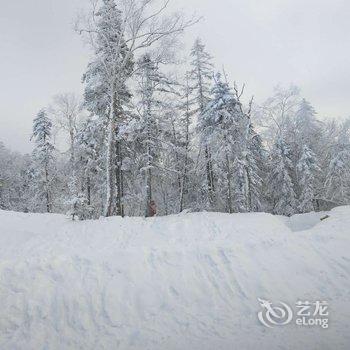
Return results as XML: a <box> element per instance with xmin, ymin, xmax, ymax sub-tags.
<box><xmin>297</xmin><ymin>145</ymin><xmax>320</xmax><ymax>213</ymax></box>
<box><xmin>245</xmin><ymin>124</ymin><xmax>266</xmax><ymax>211</ymax></box>
<box><xmin>291</xmin><ymin>98</ymin><xmax>323</xmax><ymax>198</ymax></box>
<box><xmin>201</xmin><ymin>73</ymin><xmax>246</xmax><ymax>212</ymax></box>
<box><xmin>232</xmin><ymin>83</ymin><xmax>265</xmax><ymax>212</ymax></box>
<box><xmin>324</xmin><ymin>150</ymin><xmax>350</xmax><ymax>204</ymax></box>
<box><xmin>78</xmin><ymin>0</ymin><xmax>194</xmax><ymax>217</ymax></box>
<box><xmin>31</xmin><ymin>109</ymin><xmax>55</xmax><ymax>213</ymax></box>
<box><xmin>157</xmin><ymin>106</ymin><xmax>184</xmax><ymax>216</ymax></box>
<box><xmin>134</xmin><ymin>54</ymin><xmax>177</xmax><ymax>217</ymax></box>
<box><xmin>189</xmin><ymin>38</ymin><xmax>215</xmax><ymax>208</ymax></box>
<box><xmin>295</xmin><ymin>99</ymin><xmax>322</xmax><ymax>149</ymax></box>
<box><xmin>0</xmin><ymin>143</ymin><xmax>34</xmax><ymax>212</ymax></box>
<box><xmin>75</xmin><ymin>117</ymin><xmax>107</xmax><ymax>218</ymax></box>
<box><xmin>81</xmin><ymin>0</ymin><xmax>133</xmax><ymax>217</ymax></box>
<box><xmin>177</xmin><ymin>74</ymin><xmax>197</xmax><ymax>212</ymax></box>
<box><xmin>199</xmin><ymin>73</ymin><xmax>265</xmax><ymax>213</ymax></box>
<box><xmin>268</xmin><ymin>137</ymin><xmax>297</xmax><ymax>216</ymax></box>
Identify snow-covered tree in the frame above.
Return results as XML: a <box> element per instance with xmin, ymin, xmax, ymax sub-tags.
<box><xmin>78</xmin><ymin>0</ymin><xmax>195</xmax><ymax>217</ymax></box>
<box><xmin>324</xmin><ymin>150</ymin><xmax>350</xmax><ymax>204</ymax></box>
<box><xmin>297</xmin><ymin>145</ymin><xmax>320</xmax><ymax>213</ymax></box>
<box><xmin>245</xmin><ymin>125</ymin><xmax>266</xmax><ymax>211</ymax></box>
<box><xmin>190</xmin><ymin>38</ymin><xmax>215</xmax><ymax>207</ymax></box>
<box><xmin>257</xmin><ymin>85</ymin><xmax>301</xmax><ymax>144</ymax></box>
<box><xmin>0</xmin><ymin>143</ymin><xmax>31</xmax><ymax>211</ymax></box>
<box><xmin>201</xmin><ymin>73</ymin><xmax>265</xmax><ymax>213</ymax></box>
<box><xmin>3</xmin><ymin>29</ymin><xmax>350</xmax><ymax>219</ymax></box>
<box><xmin>200</xmin><ymin>74</ymin><xmax>239</xmax><ymax>212</ymax></box>
<box><xmin>268</xmin><ymin>137</ymin><xmax>297</xmax><ymax>216</ymax></box>
<box><xmin>295</xmin><ymin>99</ymin><xmax>322</xmax><ymax>149</ymax></box>
<box><xmin>31</xmin><ymin>109</ymin><xmax>55</xmax><ymax>213</ymax></box>
<box><xmin>133</xmin><ymin>54</ymin><xmax>178</xmax><ymax>216</ymax></box>
<box><xmin>321</xmin><ymin>118</ymin><xmax>350</xmax><ymax>206</ymax></box>
<box><xmin>175</xmin><ymin>75</ymin><xmax>197</xmax><ymax>212</ymax></box>
<box><xmin>201</xmin><ymin>74</ymin><xmax>261</xmax><ymax>213</ymax></box>
<box><xmin>79</xmin><ymin>0</ymin><xmax>133</xmax><ymax>216</ymax></box>
<box><xmin>51</xmin><ymin>93</ymin><xmax>82</xmax><ymax>162</ymax></box>
<box><xmin>50</xmin><ymin>92</ymin><xmax>85</xmax><ymax>217</ymax></box>
<box><xmin>75</xmin><ymin>117</ymin><xmax>107</xmax><ymax>217</ymax></box>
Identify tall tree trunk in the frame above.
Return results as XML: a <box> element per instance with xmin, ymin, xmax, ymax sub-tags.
<box><xmin>86</xmin><ymin>174</ymin><xmax>91</xmax><ymax>206</ymax></box>
<box><xmin>160</xmin><ymin>180</ymin><xmax>168</xmax><ymax>215</ymax></box>
<box><xmin>245</xmin><ymin>163</ymin><xmax>252</xmax><ymax>212</ymax></box>
<box><xmin>120</xmin><ymin>161</ymin><xmax>125</xmax><ymax>217</ymax></box>
<box><xmin>209</xmin><ymin>151</ymin><xmax>215</xmax><ymax>192</ymax></box>
<box><xmin>145</xmin><ymin>169</ymin><xmax>152</xmax><ymax>217</ymax></box>
<box><xmin>180</xmin><ymin>111</ymin><xmax>190</xmax><ymax>213</ymax></box>
<box><xmin>145</xmin><ymin>139</ymin><xmax>152</xmax><ymax>217</ymax></box>
<box><xmin>179</xmin><ymin>156</ymin><xmax>188</xmax><ymax>212</ymax></box>
<box><xmin>69</xmin><ymin>129</ymin><xmax>75</xmax><ymax>164</ymax></box>
<box><xmin>43</xmin><ymin>131</ymin><xmax>51</xmax><ymax>213</ymax></box>
<box><xmin>105</xmin><ymin>97</ymin><xmax>117</xmax><ymax>217</ymax></box>
<box><xmin>198</xmin><ymin>68</ymin><xmax>215</xmax><ymax>209</ymax></box>
<box><xmin>225</xmin><ymin>152</ymin><xmax>233</xmax><ymax>213</ymax></box>
<box><xmin>45</xmin><ymin>166</ymin><xmax>50</xmax><ymax>213</ymax></box>
<box><xmin>205</xmin><ymin>146</ymin><xmax>214</xmax><ymax>206</ymax></box>
<box><xmin>144</xmin><ymin>98</ymin><xmax>153</xmax><ymax>217</ymax></box>
<box><xmin>179</xmin><ymin>79</ymin><xmax>193</xmax><ymax>213</ymax></box>
<box><xmin>170</xmin><ymin>118</ymin><xmax>183</xmax><ymax>213</ymax></box>
<box><xmin>115</xmin><ymin>138</ymin><xmax>123</xmax><ymax>217</ymax></box>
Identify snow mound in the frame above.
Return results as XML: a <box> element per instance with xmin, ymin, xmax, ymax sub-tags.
<box><xmin>280</xmin><ymin>211</ymin><xmax>328</xmax><ymax>232</ymax></box>
<box><xmin>0</xmin><ymin>208</ymin><xmax>349</xmax><ymax>350</ymax></box>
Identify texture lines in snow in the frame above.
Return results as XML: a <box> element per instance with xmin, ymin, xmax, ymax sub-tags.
<box><xmin>0</xmin><ymin>208</ymin><xmax>349</xmax><ymax>349</ymax></box>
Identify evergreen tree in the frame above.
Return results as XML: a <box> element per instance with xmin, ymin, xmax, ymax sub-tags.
<box><xmin>82</xmin><ymin>0</ymin><xmax>133</xmax><ymax>217</ymax></box>
<box><xmin>78</xmin><ymin>0</ymin><xmax>192</xmax><ymax>217</ymax></box>
<box><xmin>324</xmin><ymin>151</ymin><xmax>350</xmax><ymax>204</ymax></box>
<box><xmin>202</xmin><ymin>74</ymin><xmax>265</xmax><ymax>213</ymax></box>
<box><xmin>295</xmin><ymin>99</ymin><xmax>322</xmax><ymax>150</ymax></box>
<box><xmin>189</xmin><ymin>38</ymin><xmax>215</xmax><ymax>207</ymax></box>
<box><xmin>134</xmin><ymin>54</ymin><xmax>176</xmax><ymax>216</ymax></box>
<box><xmin>31</xmin><ymin>109</ymin><xmax>55</xmax><ymax>213</ymax></box>
<box><xmin>75</xmin><ymin>117</ymin><xmax>107</xmax><ymax>217</ymax></box>
<box><xmin>268</xmin><ymin>137</ymin><xmax>297</xmax><ymax>216</ymax></box>
<box><xmin>202</xmin><ymin>74</ymin><xmax>246</xmax><ymax>212</ymax></box>
<box><xmin>297</xmin><ymin>145</ymin><xmax>319</xmax><ymax>213</ymax></box>
<box><xmin>245</xmin><ymin>126</ymin><xmax>266</xmax><ymax>211</ymax></box>
<box><xmin>176</xmin><ymin>75</ymin><xmax>197</xmax><ymax>212</ymax></box>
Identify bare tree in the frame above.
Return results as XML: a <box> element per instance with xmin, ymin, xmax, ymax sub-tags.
<box><xmin>51</xmin><ymin>92</ymin><xmax>82</xmax><ymax>163</ymax></box>
<box><xmin>255</xmin><ymin>85</ymin><xmax>301</xmax><ymax>146</ymax></box>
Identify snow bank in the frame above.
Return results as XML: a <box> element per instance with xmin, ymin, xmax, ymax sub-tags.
<box><xmin>0</xmin><ymin>208</ymin><xmax>349</xmax><ymax>349</ymax></box>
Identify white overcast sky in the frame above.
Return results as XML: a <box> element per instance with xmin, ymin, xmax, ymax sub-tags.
<box><xmin>1</xmin><ymin>0</ymin><xmax>349</xmax><ymax>153</ymax></box>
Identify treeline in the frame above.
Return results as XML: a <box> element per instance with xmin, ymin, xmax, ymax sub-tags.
<box><xmin>0</xmin><ymin>0</ymin><xmax>349</xmax><ymax>218</ymax></box>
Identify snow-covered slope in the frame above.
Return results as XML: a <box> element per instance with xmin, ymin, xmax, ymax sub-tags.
<box><xmin>0</xmin><ymin>207</ymin><xmax>349</xmax><ymax>350</ymax></box>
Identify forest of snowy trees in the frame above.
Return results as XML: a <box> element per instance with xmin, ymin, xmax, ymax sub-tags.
<box><xmin>1</xmin><ymin>0</ymin><xmax>350</xmax><ymax>219</ymax></box>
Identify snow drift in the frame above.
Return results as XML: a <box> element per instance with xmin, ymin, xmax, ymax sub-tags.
<box><xmin>0</xmin><ymin>207</ymin><xmax>349</xmax><ymax>349</ymax></box>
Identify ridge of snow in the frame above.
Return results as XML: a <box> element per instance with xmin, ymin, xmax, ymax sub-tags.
<box><xmin>0</xmin><ymin>208</ymin><xmax>349</xmax><ymax>349</ymax></box>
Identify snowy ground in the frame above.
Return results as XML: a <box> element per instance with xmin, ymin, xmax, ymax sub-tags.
<box><xmin>0</xmin><ymin>207</ymin><xmax>349</xmax><ymax>350</ymax></box>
